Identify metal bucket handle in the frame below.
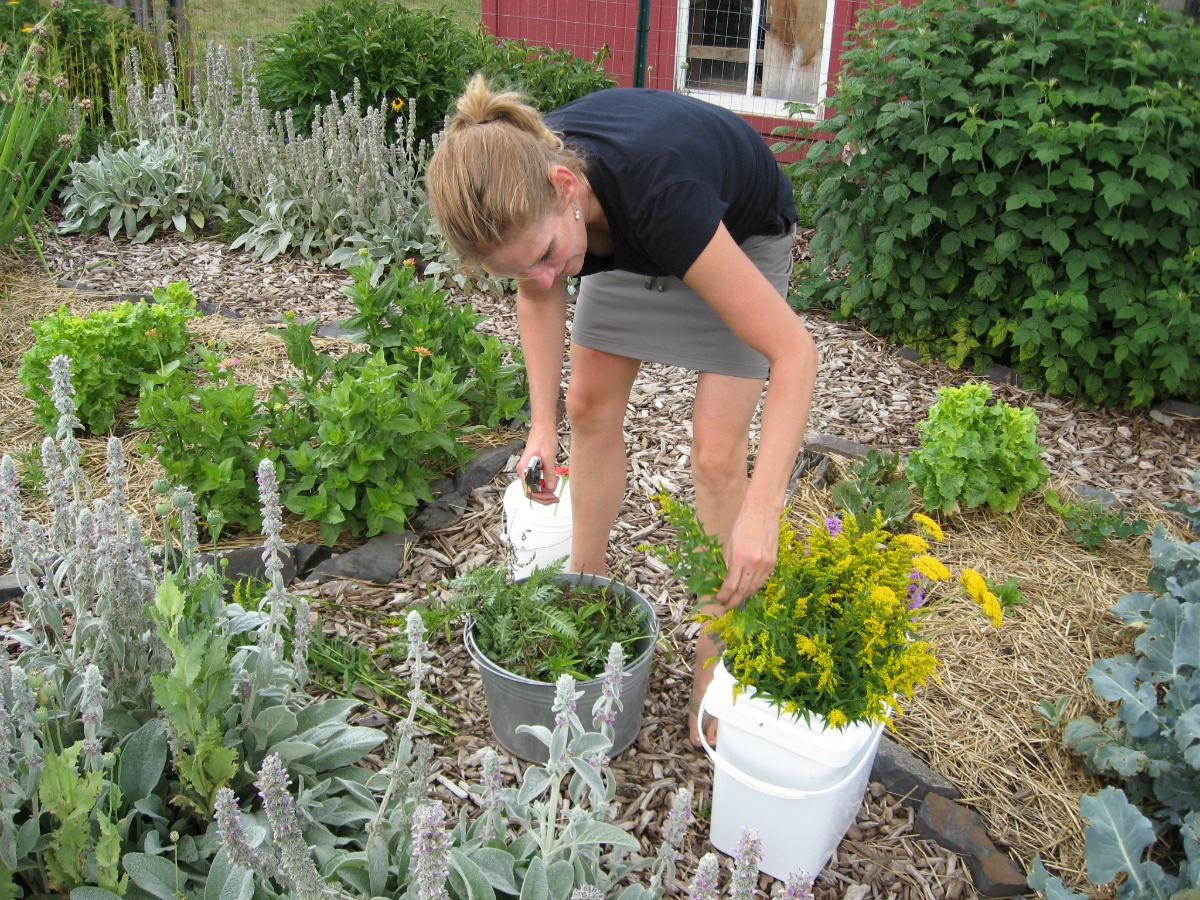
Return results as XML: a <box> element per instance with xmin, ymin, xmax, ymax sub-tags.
<box><xmin>698</xmin><ymin>692</ymin><xmax>883</xmax><ymax>801</ymax></box>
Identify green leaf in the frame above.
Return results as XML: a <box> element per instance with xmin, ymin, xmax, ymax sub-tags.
<box><xmin>450</xmin><ymin>850</ymin><xmax>498</xmax><ymax>900</ymax></box>
<box><xmin>1080</xmin><ymin>788</ymin><xmax>1155</xmax><ymax>886</ymax></box>
<box><xmin>69</xmin><ymin>890</ymin><xmax>126</xmax><ymax>900</ymax></box>
<box><xmin>518</xmin><ymin>856</ymin><xmax>549</xmax><ymax>900</ymax></box>
<box><xmin>300</xmin><ymin>726</ymin><xmax>386</xmax><ymax>771</ymax></box>
<box><xmin>123</xmin><ymin>852</ymin><xmax>183</xmax><ymax>900</ymax></box>
<box><xmin>118</xmin><ymin>719</ymin><xmax>168</xmax><ymax>804</ymax></box>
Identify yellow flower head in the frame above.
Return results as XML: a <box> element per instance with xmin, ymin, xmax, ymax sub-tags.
<box><xmin>960</xmin><ymin>568</ymin><xmax>989</xmax><ymax>601</ymax></box>
<box><xmin>912</xmin><ymin>513</ymin><xmax>945</xmax><ymax>542</ymax></box>
<box><xmin>961</xmin><ymin>569</ymin><xmax>1003</xmax><ymax>626</ymax></box>
<box><xmin>392</xmin><ymin>97</ymin><xmax>405</xmax><ymax>112</ymax></box>
<box><xmin>403</xmin><ymin>256</ymin><xmax>417</xmax><ymax>267</ymax></box>
<box><xmin>890</xmin><ymin>532</ymin><xmax>929</xmax><ymax>554</ymax></box>
<box><xmin>7</xmin><ymin>2</ymin><xmax>20</xmax><ymax>7</ymax></box>
<box><xmin>826</xmin><ymin>709</ymin><xmax>848</xmax><ymax>729</ymax></box>
<box><xmin>912</xmin><ymin>554</ymin><xmax>951</xmax><ymax>581</ymax></box>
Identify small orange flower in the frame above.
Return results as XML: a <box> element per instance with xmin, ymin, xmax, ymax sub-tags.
<box><xmin>411</xmin><ymin>346</ymin><xmax>431</xmax><ymax>357</ymax></box>
<box><xmin>145</xmin><ymin>328</ymin><xmax>158</xmax><ymax>338</ymax></box>
<box><xmin>403</xmin><ymin>257</ymin><xmax>416</xmax><ymax>267</ymax></box>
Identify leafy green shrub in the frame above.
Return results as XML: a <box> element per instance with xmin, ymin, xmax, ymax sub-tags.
<box><xmin>19</xmin><ymin>281</ymin><xmax>197</xmax><ymax>433</ymax></box>
<box><xmin>133</xmin><ymin>263</ymin><xmax>526</xmax><ymax>542</ymax></box>
<box><xmin>255</xmin><ymin>0</ymin><xmax>482</xmax><ymax>147</ymax></box>
<box><xmin>135</xmin><ymin>346</ymin><xmax>274</xmax><ymax>531</ymax></box>
<box><xmin>479</xmin><ymin>40</ymin><xmax>615</xmax><ymax>113</ymax></box>
<box><xmin>255</xmin><ymin>0</ymin><xmax>616</xmax><ymax>149</ymax></box>
<box><xmin>786</xmin><ymin>0</ymin><xmax>1200</xmax><ymax>409</ymax></box>
<box><xmin>905</xmin><ymin>382</ymin><xmax>1049</xmax><ymax>514</ymax></box>
<box><xmin>1029</xmin><ymin>471</ymin><xmax>1200</xmax><ymax>897</ymax></box>
<box><xmin>336</xmin><ymin>256</ymin><xmax>527</xmax><ymax>428</ymax></box>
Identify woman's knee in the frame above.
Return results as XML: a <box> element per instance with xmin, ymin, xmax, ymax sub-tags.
<box><xmin>690</xmin><ymin>433</ymin><xmax>747</xmax><ymax>493</ymax></box>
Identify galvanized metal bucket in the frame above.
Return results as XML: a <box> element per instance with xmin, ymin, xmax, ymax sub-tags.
<box><xmin>464</xmin><ymin>573</ymin><xmax>659</xmax><ymax>763</ymax></box>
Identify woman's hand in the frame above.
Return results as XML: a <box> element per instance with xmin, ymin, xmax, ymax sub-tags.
<box><xmin>714</xmin><ymin>504</ymin><xmax>780</xmax><ymax>606</ymax></box>
<box><xmin>516</xmin><ymin>432</ymin><xmax>561</xmax><ymax>504</ymax></box>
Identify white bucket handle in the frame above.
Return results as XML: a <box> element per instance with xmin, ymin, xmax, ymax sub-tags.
<box><xmin>698</xmin><ymin>692</ymin><xmax>882</xmax><ymax>801</ymax></box>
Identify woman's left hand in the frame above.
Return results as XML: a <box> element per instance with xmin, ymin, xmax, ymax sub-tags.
<box><xmin>715</xmin><ymin>508</ymin><xmax>780</xmax><ymax>607</ymax></box>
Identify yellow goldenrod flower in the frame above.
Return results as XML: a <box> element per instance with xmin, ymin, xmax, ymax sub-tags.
<box><xmin>827</xmin><ymin>709</ymin><xmax>848</xmax><ymax>728</ymax></box>
<box><xmin>981</xmin><ymin>592</ymin><xmax>1003</xmax><ymax>627</ymax></box>
<box><xmin>960</xmin><ymin>568</ymin><xmax>989</xmax><ymax>601</ymax></box>
<box><xmin>890</xmin><ymin>532</ymin><xmax>929</xmax><ymax>554</ymax></box>
<box><xmin>912</xmin><ymin>554</ymin><xmax>951</xmax><ymax>581</ymax></box>
<box><xmin>912</xmin><ymin>513</ymin><xmax>945</xmax><ymax>542</ymax></box>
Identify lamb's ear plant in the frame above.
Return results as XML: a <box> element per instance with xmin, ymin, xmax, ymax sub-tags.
<box><xmin>1029</xmin><ymin>467</ymin><xmax>1200</xmax><ymax>897</ymax></box>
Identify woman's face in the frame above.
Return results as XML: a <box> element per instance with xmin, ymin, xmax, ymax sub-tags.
<box><xmin>482</xmin><ymin>200</ymin><xmax>588</xmax><ymax>292</ymax></box>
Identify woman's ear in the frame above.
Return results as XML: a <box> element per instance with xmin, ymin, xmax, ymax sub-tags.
<box><xmin>549</xmin><ymin>164</ymin><xmax>580</xmax><ymax>201</ymax></box>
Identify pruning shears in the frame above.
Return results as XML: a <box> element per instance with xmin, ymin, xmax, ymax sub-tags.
<box><xmin>523</xmin><ymin>456</ymin><xmax>546</xmax><ymax>494</ymax></box>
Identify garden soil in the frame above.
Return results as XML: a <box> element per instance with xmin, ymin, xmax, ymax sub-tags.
<box><xmin>3</xmin><ymin>229</ymin><xmax>1199</xmax><ymax>898</ymax></box>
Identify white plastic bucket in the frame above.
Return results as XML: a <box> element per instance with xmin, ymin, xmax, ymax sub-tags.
<box><xmin>700</xmin><ymin>661</ymin><xmax>884</xmax><ymax>880</ymax></box>
<box><xmin>501</xmin><ymin>477</ymin><xmax>573</xmax><ymax>579</ymax></box>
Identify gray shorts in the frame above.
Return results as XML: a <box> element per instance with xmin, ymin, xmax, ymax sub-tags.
<box><xmin>570</xmin><ymin>227</ymin><xmax>795</xmax><ymax>379</ymax></box>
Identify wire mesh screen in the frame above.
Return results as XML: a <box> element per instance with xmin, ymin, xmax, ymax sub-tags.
<box><xmin>483</xmin><ymin>0</ymin><xmax>875</xmax><ymax>125</ymax></box>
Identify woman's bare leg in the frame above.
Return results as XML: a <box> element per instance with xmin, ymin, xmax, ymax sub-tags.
<box><xmin>565</xmin><ymin>344</ymin><xmax>642</xmax><ymax>574</ymax></box>
<box><xmin>689</xmin><ymin>370</ymin><xmax>767</xmax><ymax>747</ymax></box>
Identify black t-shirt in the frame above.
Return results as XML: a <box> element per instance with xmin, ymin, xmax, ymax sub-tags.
<box><xmin>545</xmin><ymin>88</ymin><xmax>797</xmax><ymax>279</ymax></box>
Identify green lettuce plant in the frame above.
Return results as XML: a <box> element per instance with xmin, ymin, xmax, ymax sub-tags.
<box><xmin>906</xmin><ymin>382</ymin><xmax>1049</xmax><ymax>514</ymax></box>
<box><xmin>19</xmin><ymin>280</ymin><xmax>197</xmax><ymax>433</ymax></box>
<box><xmin>1030</xmin><ymin>469</ymin><xmax>1200</xmax><ymax>897</ymax></box>
<box><xmin>782</xmin><ymin>0</ymin><xmax>1200</xmax><ymax>409</ymax></box>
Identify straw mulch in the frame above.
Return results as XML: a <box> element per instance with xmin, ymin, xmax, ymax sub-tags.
<box><xmin>4</xmin><ymin>233</ymin><xmax>1199</xmax><ymax>897</ymax></box>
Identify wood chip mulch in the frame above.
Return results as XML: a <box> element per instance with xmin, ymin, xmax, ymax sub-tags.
<box><xmin>2</xmin><ymin>227</ymin><xmax>1198</xmax><ymax>898</ymax></box>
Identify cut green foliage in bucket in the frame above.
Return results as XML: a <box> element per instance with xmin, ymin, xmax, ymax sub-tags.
<box><xmin>444</xmin><ymin>560</ymin><xmax>651</xmax><ymax>682</ymax></box>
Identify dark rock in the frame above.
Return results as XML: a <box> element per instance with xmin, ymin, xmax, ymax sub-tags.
<box><xmin>292</xmin><ymin>543</ymin><xmax>333</xmax><ymax>579</ymax></box>
<box><xmin>789</xmin><ymin>449</ymin><xmax>833</xmax><ymax>491</ymax></box>
<box><xmin>1068</xmin><ymin>483</ymin><xmax>1122</xmax><ymax>509</ymax></box>
<box><xmin>428</xmin><ymin>476</ymin><xmax>457</xmax><ymax>499</ymax></box>
<box><xmin>456</xmin><ymin>438</ymin><xmax>526</xmax><ymax>494</ymax></box>
<box><xmin>315</xmin><ymin>321</ymin><xmax>366</xmax><ymax>341</ymax></box>
<box><xmin>310</xmin><ymin>531</ymin><xmax>419</xmax><ymax>585</ymax></box>
<box><xmin>195</xmin><ymin>300</ymin><xmax>244</xmax><ymax>319</ymax></box>
<box><xmin>0</xmin><ymin>573</ymin><xmax>23</xmax><ymax>603</ymax></box>
<box><xmin>981</xmin><ymin>364</ymin><xmax>1023</xmax><ymax>388</ymax></box>
<box><xmin>895</xmin><ymin>346</ymin><xmax>922</xmax><ymax>363</ymax></box>
<box><xmin>413</xmin><ymin>492</ymin><xmax>470</xmax><ymax>533</ymax></box>
<box><xmin>200</xmin><ymin>545</ymin><xmax>296</xmax><ymax>599</ymax></box>
<box><xmin>872</xmin><ymin>736</ymin><xmax>962</xmax><ymax>805</ymax></box>
<box><xmin>805</xmin><ymin>434</ymin><xmax>872</xmax><ymax>459</ymax></box>
<box><xmin>1159</xmin><ymin>399</ymin><xmax>1200</xmax><ymax>420</ymax></box>
<box><xmin>916</xmin><ymin>793</ymin><xmax>1028</xmax><ymax>897</ymax></box>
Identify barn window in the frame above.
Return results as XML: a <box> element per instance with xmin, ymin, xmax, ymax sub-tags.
<box><xmin>677</xmin><ymin>0</ymin><xmax>833</xmax><ymax>117</ymax></box>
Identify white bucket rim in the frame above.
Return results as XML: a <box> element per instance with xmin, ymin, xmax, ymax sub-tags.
<box><xmin>703</xmin><ymin>661</ymin><xmax>878</xmax><ymax>765</ymax></box>
<box><xmin>699</xmin><ymin>688</ymin><xmax>883</xmax><ymax>800</ymax></box>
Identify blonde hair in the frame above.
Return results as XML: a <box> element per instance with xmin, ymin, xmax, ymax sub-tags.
<box><xmin>427</xmin><ymin>74</ymin><xmax>586</xmax><ymax>264</ymax></box>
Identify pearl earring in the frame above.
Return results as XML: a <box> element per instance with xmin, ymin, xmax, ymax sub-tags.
<box><xmin>574</xmin><ymin>204</ymin><xmax>581</xmax><ymax>222</ymax></box>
